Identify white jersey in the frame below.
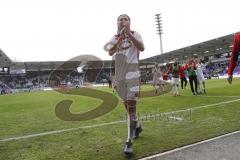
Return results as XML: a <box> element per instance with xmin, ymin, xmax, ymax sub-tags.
<box><xmin>107</xmin><ymin>31</ymin><xmax>144</xmax><ymax>101</ymax></box>
<box><xmin>196</xmin><ymin>63</ymin><xmax>205</xmax><ymax>82</ymax></box>
<box><xmin>109</xmin><ymin>31</ymin><xmax>144</xmax><ymax>81</ymax></box>
<box><xmin>152</xmin><ymin>67</ymin><xmax>161</xmax><ymax>84</ymax></box>
<box><xmin>152</xmin><ymin>67</ymin><xmax>161</xmax><ymax>77</ymax></box>
<box><xmin>172</xmin><ymin>77</ymin><xmax>180</xmax><ymax>85</ymax></box>
<box><xmin>110</xmin><ymin>31</ymin><xmax>143</xmax><ymax>63</ymax></box>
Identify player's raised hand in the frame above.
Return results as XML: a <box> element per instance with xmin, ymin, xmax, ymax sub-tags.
<box><xmin>124</xmin><ymin>25</ymin><xmax>131</xmax><ymax>36</ymax></box>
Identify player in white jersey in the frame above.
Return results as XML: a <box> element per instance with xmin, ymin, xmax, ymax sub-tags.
<box><xmin>152</xmin><ymin>63</ymin><xmax>161</xmax><ymax>93</ymax></box>
<box><xmin>195</xmin><ymin>59</ymin><xmax>206</xmax><ymax>94</ymax></box>
<box><xmin>170</xmin><ymin>62</ymin><xmax>181</xmax><ymax>96</ymax></box>
<box><xmin>104</xmin><ymin>14</ymin><xmax>144</xmax><ymax>155</ymax></box>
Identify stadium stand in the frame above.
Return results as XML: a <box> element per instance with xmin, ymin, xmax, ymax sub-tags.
<box><xmin>0</xmin><ymin>32</ymin><xmax>239</xmax><ymax>94</ymax></box>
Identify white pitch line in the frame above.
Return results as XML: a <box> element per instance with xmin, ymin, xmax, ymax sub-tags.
<box><xmin>139</xmin><ymin>130</ymin><xmax>240</xmax><ymax>160</ymax></box>
<box><xmin>0</xmin><ymin>120</ymin><xmax>125</xmax><ymax>142</ymax></box>
<box><xmin>1</xmin><ymin>98</ymin><xmax>240</xmax><ymax>142</ymax></box>
<box><xmin>164</xmin><ymin>98</ymin><xmax>240</xmax><ymax>114</ymax></box>
<box><xmin>189</xmin><ymin>98</ymin><xmax>240</xmax><ymax>111</ymax></box>
<box><xmin>162</xmin><ymin>95</ymin><xmax>240</xmax><ymax>98</ymax></box>
<box><xmin>193</xmin><ymin>95</ymin><xmax>240</xmax><ymax>98</ymax></box>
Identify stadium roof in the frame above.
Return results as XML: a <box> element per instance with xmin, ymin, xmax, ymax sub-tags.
<box><xmin>20</xmin><ymin>61</ymin><xmax>112</xmax><ymax>71</ymax></box>
<box><xmin>1</xmin><ymin>32</ymin><xmax>237</xmax><ymax>70</ymax></box>
<box><xmin>0</xmin><ymin>49</ymin><xmax>12</xmax><ymax>67</ymax></box>
<box><xmin>142</xmin><ymin>32</ymin><xmax>236</xmax><ymax>63</ymax></box>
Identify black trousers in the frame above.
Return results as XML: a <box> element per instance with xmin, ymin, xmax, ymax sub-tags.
<box><xmin>180</xmin><ymin>77</ymin><xmax>187</xmax><ymax>89</ymax></box>
<box><xmin>189</xmin><ymin>76</ymin><xmax>198</xmax><ymax>93</ymax></box>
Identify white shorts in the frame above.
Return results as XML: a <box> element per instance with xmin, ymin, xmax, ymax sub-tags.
<box><xmin>153</xmin><ymin>76</ymin><xmax>160</xmax><ymax>85</ymax></box>
<box><xmin>115</xmin><ymin>78</ymin><xmax>140</xmax><ymax>102</ymax></box>
<box><xmin>172</xmin><ymin>77</ymin><xmax>179</xmax><ymax>85</ymax></box>
<box><xmin>197</xmin><ymin>75</ymin><xmax>205</xmax><ymax>83</ymax></box>
<box><xmin>159</xmin><ymin>79</ymin><xmax>166</xmax><ymax>85</ymax></box>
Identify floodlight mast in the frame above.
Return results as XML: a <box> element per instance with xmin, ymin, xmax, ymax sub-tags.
<box><xmin>155</xmin><ymin>14</ymin><xmax>163</xmax><ymax>55</ymax></box>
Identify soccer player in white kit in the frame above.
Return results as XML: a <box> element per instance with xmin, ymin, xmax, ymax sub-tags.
<box><xmin>104</xmin><ymin>14</ymin><xmax>144</xmax><ymax>154</ymax></box>
<box><xmin>152</xmin><ymin>63</ymin><xmax>162</xmax><ymax>93</ymax></box>
<box><xmin>170</xmin><ymin>62</ymin><xmax>181</xmax><ymax>96</ymax></box>
<box><xmin>195</xmin><ymin>59</ymin><xmax>206</xmax><ymax>94</ymax></box>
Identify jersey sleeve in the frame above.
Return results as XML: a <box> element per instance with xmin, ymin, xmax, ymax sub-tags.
<box><xmin>108</xmin><ymin>35</ymin><xmax>118</xmax><ymax>44</ymax></box>
<box><xmin>104</xmin><ymin>35</ymin><xmax>119</xmax><ymax>54</ymax></box>
<box><xmin>133</xmin><ymin>31</ymin><xmax>144</xmax><ymax>48</ymax></box>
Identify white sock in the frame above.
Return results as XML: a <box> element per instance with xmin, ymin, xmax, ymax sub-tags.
<box><xmin>176</xmin><ymin>84</ymin><xmax>179</xmax><ymax>94</ymax></box>
<box><xmin>174</xmin><ymin>84</ymin><xmax>178</xmax><ymax>93</ymax></box>
<box><xmin>127</xmin><ymin>111</ymin><xmax>137</xmax><ymax>142</ymax></box>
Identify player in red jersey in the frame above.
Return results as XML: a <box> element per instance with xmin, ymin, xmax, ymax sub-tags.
<box><xmin>228</xmin><ymin>32</ymin><xmax>240</xmax><ymax>84</ymax></box>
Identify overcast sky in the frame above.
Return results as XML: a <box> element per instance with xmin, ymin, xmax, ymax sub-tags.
<box><xmin>0</xmin><ymin>0</ymin><xmax>239</xmax><ymax>62</ymax></box>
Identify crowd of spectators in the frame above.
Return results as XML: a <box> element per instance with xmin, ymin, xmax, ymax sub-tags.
<box><xmin>1</xmin><ymin>59</ymin><xmax>240</xmax><ymax>95</ymax></box>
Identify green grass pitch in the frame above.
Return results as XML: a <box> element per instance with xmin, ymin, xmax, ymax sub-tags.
<box><xmin>0</xmin><ymin>78</ymin><xmax>240</xmax><ymax>160</ymax></box>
